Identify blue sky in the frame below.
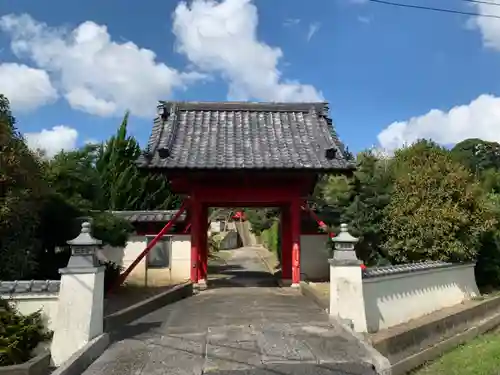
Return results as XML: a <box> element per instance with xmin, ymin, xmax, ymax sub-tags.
<box><xmin>1</xmin><ymin>0</ymin><xmax>500</xmax><ymax>156</ymax></box>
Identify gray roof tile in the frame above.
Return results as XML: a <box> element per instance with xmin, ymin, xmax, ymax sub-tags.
<box><xmin>362</xmin><ymin>261</ymin><xmax>456</xmax><ymax>279</ymax></box>
<box><xmin>111</xmin><ymin>210</ymin><xmax>186</xmax><ymax>223</ymax></box>
<box><xmin>137</xmin><ymin>101</ymin><xmax>355</xmax><ymax>171</ymax></box>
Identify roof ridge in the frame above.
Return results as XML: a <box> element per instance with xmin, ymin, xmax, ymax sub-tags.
<box><xmin>158</xmin><ymin>101</ymin><xmax>328</xmax><ymax>113</ymax></box>
<box><xmin>110</xmin><ymin>210</ymin><xmax>178</xmax><ymax>214</ymax></box>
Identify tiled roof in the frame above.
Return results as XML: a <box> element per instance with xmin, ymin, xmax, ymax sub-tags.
<box><xmin>111</xmin><ymin>210</ymin><xmax>186</xmax><ymax>223</ymax></box>
<box><xmin>0</xmin><ymin>280</ymin><xmax>60</xmax><ymax>294</ymax></box>
<box><xmin>137</xmin><ymin>101</ymin><xmax>355</xmax><ymax>171</ymax></box>
<box><xmin>362</xmin><ymin>261</ymin><xmax>455</xmax><ymax>279</ymax></box>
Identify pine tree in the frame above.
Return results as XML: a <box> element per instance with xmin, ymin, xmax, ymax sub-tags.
<box><xmin>0</xmin><ymin>298</ymin><xmax>52</xmax><ymax>365</ymax></box>
<box><xmin>343</xmin><ymin>151</ymin><xmax>393</xmax><ymax>265</ymax></box>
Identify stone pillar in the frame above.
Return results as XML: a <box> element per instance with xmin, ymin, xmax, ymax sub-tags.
<box><xmin>329</xmin><ymin>223</ymin><xmax>367</xmax><ymax>333</ymax></box>
<box><xmin>51</xmin><ymin>222</ymin><xmax>105</xmax><ymax>366</ymax></box>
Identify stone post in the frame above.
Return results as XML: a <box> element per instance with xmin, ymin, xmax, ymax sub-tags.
<box><xmin>50</xmin><ymin>222</ymin><xmax>105</xmax><ymax>366</ymax></box>
<box><xmin>329</xmin><ymin>223</ymin><xmax>368</xmax><ymax>333</ymax></box>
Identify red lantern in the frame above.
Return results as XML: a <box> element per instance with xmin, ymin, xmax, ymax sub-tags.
<box><xmin>232</xmin><ymin>211</ymin><xmax>245</xmax><ymax>220</ymax></box>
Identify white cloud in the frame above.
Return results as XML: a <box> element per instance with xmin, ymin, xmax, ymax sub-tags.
<box><xmin>172</xmin><ymin>0</ymin><xmax>323</xmax><ymax>102</ymax></box>
<box><xmin>0</xmin><ymin>14</ymin><xmax>205</xmax><ymax>118</ymax></box>
<box><xmin>24</xmin><ymin>125</ymin><xmax>78</xmax><ymax>158</ymax></box>
<box><xmin>0</xmin><ymin>62</ymin><xmax>57</xmax><ymax>111</ymax></box>
<box><xmin>469</xmin><ymin>0</ymin><xmax>500</xmax><ymax>50</ymax></box>
<box><xmin>376</xmin><ymin>2</ymin><xmax>500</xmax><ymax>153</ymax></box>
<box><xmin>306</xmin><ymin>22</ymin><xmax>321</xmax><ymax>42</ymax></box>
<box><xmin>357</xmin><ymin>16</ymin><xmax>371</xmax><ymax>24</ymax></box>
<box><xmin>283</xmin><ymin>18</ymin><xmax>301</xmax><ymax>27</ymax></box>
<box><xmin>377</xmin><ymin>94</ymin><xmax>500</xmax><ymax>152</ymax></box>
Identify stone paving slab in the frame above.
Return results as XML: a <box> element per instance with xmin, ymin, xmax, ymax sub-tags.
<box><xmin>82</xmin><ymin>247</ymin><xmax>382</xmax><ymax>375</ymax></box>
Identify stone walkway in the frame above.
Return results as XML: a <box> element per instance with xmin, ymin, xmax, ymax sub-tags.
<box><xmin>82</xmin><ymin>248</ymin><xmax>383</xmax><ymax>375</ymax></box>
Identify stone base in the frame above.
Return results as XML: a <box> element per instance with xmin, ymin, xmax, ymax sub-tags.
<box><xmin>0</xmin><ymin>352</ymin><xmax>50</xmax><ymax>375</ymax></box>
<box><xmin>194</xmin><ymin>279</ymin><xmax>207</xmax><ymax>291</ymax></box>
<box><xmin>278</xmin><ymin>279</ymin><xmax>301</xmax><ymax>288</ymax></box>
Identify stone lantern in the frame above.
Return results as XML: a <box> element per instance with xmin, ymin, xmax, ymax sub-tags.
<box><xmin>328</xmin><ymin>223</ymin><xmax>368</xmax><ymax>333</ymax></box>
<box><xmin>331</xmin><ymin>223</ymin><xmax>359</xmax><ymax>263</ymax></box>
<box><xmin>66</xmin><ymin>221</ymin><xmax>102</xmax><ymax>268</ymax></box>
<box><xmin>51</xmin><ymin>221</ymin><xmax>105</xmax><ymax>366</ymax></box>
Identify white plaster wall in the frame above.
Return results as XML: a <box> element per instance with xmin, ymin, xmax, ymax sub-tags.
<box><xmin>99</xmin><ymin>234</ymin><xmax>192</xmax><ymax>285</ymax></box>
<box><xmin>99</xmin><ymin>235</ymin><xmax>147</xmax><ymax>285</ymax></box>
<box><xmin>2</xmin><ymin>293</ymin><xmax>59</xmax><ymax>330</ymax></box>
<box><xmin>363</xmin><ymin>264</ymin><xmax>479</xmax><ymax>332</ymax></box>
<box><xmin>300</xmin><ymin>234</ymin><xmax>330</xmax><ymax>281</ymax></box>
<box><xmin>170</xmin><ymin>234</ymin><xmax>191</xmax><ymax>281</ymax></box>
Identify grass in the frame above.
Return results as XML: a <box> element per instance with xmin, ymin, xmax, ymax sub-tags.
<box><xmin>413</xmin><ymin>330</ymin><xmax>500</xmax><ymax>375</ymax></box>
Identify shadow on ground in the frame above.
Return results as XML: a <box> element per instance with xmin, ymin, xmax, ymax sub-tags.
<box><xmin>207</xmin><ymin>263</ymin><xmax>278</xmax><ymax>288</ymax></box>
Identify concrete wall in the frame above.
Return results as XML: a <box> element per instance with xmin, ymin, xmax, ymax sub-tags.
<box><xmin>300</xmin><ymin>234</ymin><xmax>330</xmax><ymax>281</ymax></box>
<box><xmin>0</xmin><ymin>280</ymin><xmax>60</xmax><ymax>331</ymax></box>
<box><xmin>234</xmin><ymin>221</ymin><xmax>257</xmax><ymax>246</ymax></box>
<box><xmin>210</xmin><ymin>221</ymin><xmax>222</xmax><ymax>233</ymax></box>
<box><xmin>363</xmin><ymin>263</ymin><xmax>479</xmax><ymax>332</ymax></box>
<box><xmin>100</xmin><ymin>234</ymin><xmax>192</xmax><ymax>286</ymax></box>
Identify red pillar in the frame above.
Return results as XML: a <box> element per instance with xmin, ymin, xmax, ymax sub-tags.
<box><xmin>281</xmin><ymin>206</ymin><xmax>292</xmax><ymax>281</ymax></box>
<box><xmin>291</xmin><ymin>197</ymin><xmax>301</xmax><ymax>285</ymax></box>
<box><xmin>190</xmin><ymin>197</ymin><xmax>200</xmax><ymax>283</ymax></box>
<box><xmin>198</xmin><ymin>204</ymin><xmax>208</xmax><ymax>282</ymax></box>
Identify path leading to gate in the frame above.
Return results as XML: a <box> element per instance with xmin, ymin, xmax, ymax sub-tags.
<box><xmin>82</xmin><ymin>247</ymin><xmax>384</xmax><ymax>375</ymax></box>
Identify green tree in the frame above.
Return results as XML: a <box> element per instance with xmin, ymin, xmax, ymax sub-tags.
<box><xmin>95</xmin><ymin>112</ymin><xmax>179</xmax><ymax>210</ymax></box>
<box><xmin>246</xmin><ymin>208</ymin><xmax>279</xmax><ymax>235</ymax></box>
<box><xmin>318</xmin><ymin>151</ymin><xmax>393</xmax><ymax>265</ymax></box>
<box><xmin>382</xmin><ymin>140</ymin><xmax>494</xmax><ymax>263</ymax></box>
<box><xmin>344</xmin><ymin>152</ymin><xmax>393</xmax><ymax>265</ymax></box>
<box><xmin>451</xmin><ymin>138</ymin><xmax>500</xmax><ymax>174</ymax></box>
<box><xmin>0</xmin><ymin>95</ymin><xmax>46</xmax><ymax>279</ymax></box>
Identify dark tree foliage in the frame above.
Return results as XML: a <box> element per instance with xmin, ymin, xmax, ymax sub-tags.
<box><xmin>245</xmin><ymin>208</ymin><xmax>280</xmax><ymax>235</ymax></box>
<box><xmin>451</xmin><ymin>138</ymin><xmax>500</xmax><ymax>173</ymax></box>
<box><xmin>1</xmin><ymin>99</ymin><xmax>179</xmax><ymax>280</ymax></box>
<box><xmin>344</xmin><ymin>152</ymin><xmax>393</xmax><ymax>265</ymax></box>
<box><xmin>0</xmin><ymin>95</ymin><xmax>46</xmax><ymax>279</ymax></box>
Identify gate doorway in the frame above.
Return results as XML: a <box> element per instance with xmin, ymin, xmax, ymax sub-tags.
<box><xmin>206</xmin><ymin>207</ymin><xmax>280</xmax><ymax>288</ymax></box>
<box><xmin>136</xmin><ymin>101</ymin><xmax>355</xmax><ymax>288</ymax></box>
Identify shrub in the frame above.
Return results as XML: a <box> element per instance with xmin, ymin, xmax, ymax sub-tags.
<box><xmin>382</xmin><ymin>140</ymin><xmax>494</xmax><ymax>263</ymax></box>
<box><xmin>101</xmin><ymin>260</ymin><xmax>124</xmax><ymax>292</ymax></box>
<box><xmin>0</xmin><ymin>298</ymin><xmax>52</xmax><ymax>366</ymax></box>
<box><xmin>261</xmin><ymin>221</ymin><xmax>280</xmax><ymax>259</ymax></box>
<box><xmin>208</xmin><ymin>233</ymin><xmax>223</xmax><ymax>255</ymax></box>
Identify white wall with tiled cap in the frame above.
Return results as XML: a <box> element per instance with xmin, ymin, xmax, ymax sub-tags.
<box><xmin>0</xmin><ymin>280</ymin><xmax>60</xmax><ymax>330</ymax></box>
<box><xmin>100</xmin><ymin>234</ymin><xmax>192</xmax><ymax>286</ymax></box>
<box><xmin>363</xmin><ymin>262</ymin><xmax>479</xmax><ymax>332</ymax></box>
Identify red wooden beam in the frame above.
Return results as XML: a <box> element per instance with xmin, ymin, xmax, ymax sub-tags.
<box><xmin>108</xmin><ymin>200</ymin><xmax>188</xmax><ymax>293</ymax></box>
<box><xmin>301</xmin><ymin>202</ymin><xmax>335</xmax><ymax>237</ymax></box>
<box><xmin>170</xmin><ymin>173</ymin><xmax>316</xmax><ymax>196</ymax></box>
<box><xmin>193</xmin><ymin>186</ymin><xmax>302</xmax><ymax>204</ymax></box>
